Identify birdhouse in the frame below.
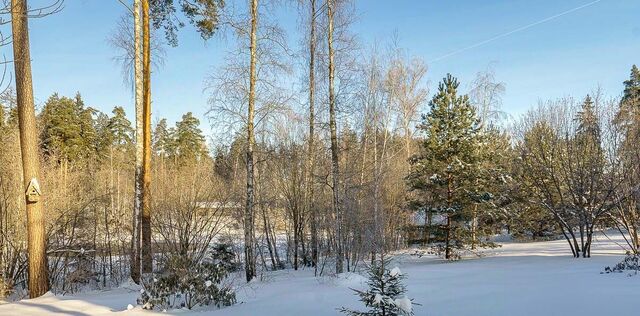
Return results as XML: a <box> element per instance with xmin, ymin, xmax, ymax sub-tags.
<box><xmin>25</xmin><ymin>178</ymin><xmax>42</xmax><ymax>203</ymax></box>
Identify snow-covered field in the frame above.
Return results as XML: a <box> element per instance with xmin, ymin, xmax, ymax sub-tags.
<box><xmin>1</xmin><ymin>233</ymin><xmax>638</xmax><ymax>316</ymax></box>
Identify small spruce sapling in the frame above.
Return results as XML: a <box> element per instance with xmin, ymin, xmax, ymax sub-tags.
<box><xmin>340</xmin><ymin>257</ymin><xmax>415</xmax><ymax>316</ymax></box>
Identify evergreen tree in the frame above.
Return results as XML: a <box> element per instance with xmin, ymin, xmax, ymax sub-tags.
<box><xmin>576</xmin><ymin>95</ymin><xmax>599</xmax><ymax>136</ymax></box>
<box><xmin>173</xmin><ymin>112</ymin><xmax>207</xmax><ymax>161</ymax></box>
<box><xmin>94</xmin><ymin>111</ymin><xmax>114</xmax><ymax>158</ymax></box>
<box><xmin>40</xmin><ymin>93</ymin><xmax>96</xmax><ymax>162</ymax></box>
<box><xmin>153</xmin><ymin>118</ymin><xmax>173</xmax><ymax>157</ymax></box>
<box><xmin>407</xmin><ymin>74</ymin><xmax>482</xmax><ymax>259</ymax></box>
<box><xmin>469</xmin><ymin>126</ymin><xmax>513</xmax><ymax>248</ymax></box>
<box><xmin>108</xmin><ymin>106</ymin><xmax>134</xmax><ymax>148</ymax></box>
<box><xmin>617</xmin><ymin>65</ymin><xmax>640</xmax><ymax>135</ymax></box>
<box><xmin>340</xmin><ymin>257</ymin><xmax>414</xmax><ymax>316</ymax></box>
<box><xmin>149</xmin><ymin>0</ymin><xmax>225</xmax><ymax>46</ymax></box>
<box><xmin>617</xmin><ymin>66</ymin><xmax>640</xmax><ymax>159</ymax></box>
<box><xmin>622</xmin><ymin>65</ymin><xmax>640</xmax><ymax>111</ymax></box>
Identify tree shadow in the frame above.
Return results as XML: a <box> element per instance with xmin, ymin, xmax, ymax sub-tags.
<box><xmin>11</xmin><ymin>300</ymin><xmax>92</xmax><ymax>316</ymax></box>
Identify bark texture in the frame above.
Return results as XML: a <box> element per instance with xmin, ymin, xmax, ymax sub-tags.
<box><xmin>244</xmin><ymin>0</ymin><xmax>258</xmax><ymax>282</ymax></box>
<box><xmin>141</xmin><ymin>0</ymin><xmax>153</xmax><ymax>274</ymax></box>
<box><xmin>327</xmin><ymin>0</ymin><xmax>343</xmax><ymax>274</ymax></box>
<box><xmin>11</xmin><ymin>0</ymin><xmax>49</xmax><ymax>298</ymax></box>
<box><xmin>131</xmin><ymin>0</ymin><xmax>143</xmax><ymax>284</ymax></box>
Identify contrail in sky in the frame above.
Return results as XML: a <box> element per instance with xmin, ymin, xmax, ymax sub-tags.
<box><xmin>429</xmin><ymin>0</ymin><xmax>603</xmax><ymax>63</ymax></box>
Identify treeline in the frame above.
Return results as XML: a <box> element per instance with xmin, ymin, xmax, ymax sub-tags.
<box><xmin>409</xmin><ymin>67</ymin><xmax>640</xmax><ymax>260</ymax></box>
<box><xmin>0</xmin><ymin>91</ymin><xmax>214</xmax><ymax>295</ymax></box>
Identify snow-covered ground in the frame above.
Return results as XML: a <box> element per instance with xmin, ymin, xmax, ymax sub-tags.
<box><xmin>1</xmin><ymin>233</ymin><xmax>638</xmax><ymax>316</ymax></box>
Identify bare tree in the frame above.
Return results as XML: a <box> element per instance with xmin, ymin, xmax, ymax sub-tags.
<box><xmin>516</xmin><ymin>96</ymin><xmax>625</xmax><ymax>257</ymax></box>
<box><xmin>385</xmin><ymin>51</ymin><xmax>428</xmax><ymax>160</ymax></box>
<box><xmin>132</xmin><ymin>0</ymin><xmax>143</xmax><ymax>284</ymax></box>
<box><xmin>244</xmin><ymin>0</ymin><xmax>258</xmax><ymax>282</ymax></box>
<box><xmin>303</xmin><ymin>0</ymin><xmax>318</xmax><ymax>273</ymax></box>
<box><xmin>206</xmin><ymin>0</ymin><xmax>292</xmax><ymax>280</ymax></box>
<box><xmin>469</xmin><ymin>66</ymin><xmax>507</xmax><ymax>127</ymax></box>
<box><xmin>326</xmin><ymin>0</ymin><xmax>344</xmax><ymax>274</ymax></box>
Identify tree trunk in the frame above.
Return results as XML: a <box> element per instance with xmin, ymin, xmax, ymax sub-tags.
<box><xmin>293</xmin><ymin>205</ymin><xmax>299</xmax><ymax>270</ymax></box>
<box><xmin>11</xmin><ymin>0</ymin><xmax>49</xmax><ymax>298</ymax></box>
<box><xmin>424</xmin><ymin>208</ymin><xmax>432</xmax><ymax>245</ymax></box>
<box><xmin>445</xmin><ymin>173</ymin><xmax>453</xmax><ymax>260</ymax></box>
<box><xmin>244</xmin><ymin>0</ymin><xmax>258</xmax><ymax>282</ymax></box>
<box><xmin>471</xmin><ymin>203</ymin><xmax>478</xmax><ymax>250</ymax></box>
<box><xmin>327</xmin><ymin>0</ymin><xmax>343</xmax><ymax>275</ymax></box>
<box><xmin>131</xmin><ymin>0</ymin><xmax>143</xmax><ymax>284</ymax></box>
<box><xmin>306</xmin><ymin>0</ymin><xmax>318</xmax><ymax>274</ymax></box>
<box><xmin>140</xmin><ymin>0</ymin><xmax>153</xmax><ymax>275</ymax></box>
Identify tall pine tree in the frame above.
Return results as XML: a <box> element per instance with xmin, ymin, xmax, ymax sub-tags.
<box><xmin>408</xmin><ymin>74</ymin><xmax>482</xmax><ymax>259</ymax></box>
<box><xmin>173</xmin><ymin>112</ymin><xmax>207</xmax><ymax>161</ymax></box>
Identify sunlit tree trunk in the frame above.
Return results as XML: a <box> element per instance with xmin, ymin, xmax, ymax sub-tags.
<box><xmin>131</xmin><ymin>0</ymin><xmax>143</xmax><ymax>284</ymax></box>
<box><xmin>11</xmin><ymin>0</ymin><xmax>49</xmax><ymax>298</ymax></box>
<box><xmin>327</xmin><ymin>0</ymin><xmax>343</xmax><ymax>274</ymax></box>
<box><xmin>141</xmin><ymin>0</ymin><xmax>153</xmax><ymax>274</ymax></box>
<box><xmin>244</xmin><ymin>0</ymin><xmax>258</xmax><ymax>282</ymax></box>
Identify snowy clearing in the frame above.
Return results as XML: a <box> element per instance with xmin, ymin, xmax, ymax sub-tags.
<box><xmin>1</xmin><ymin>233</ymin><xmax>638</xmax><ymax>316</ymax></box>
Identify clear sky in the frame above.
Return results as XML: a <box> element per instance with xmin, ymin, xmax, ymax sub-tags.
<box><xmin>19</xmin><ymin>0</ymin><xmax>640</xmax><ymax>135</ymax></box>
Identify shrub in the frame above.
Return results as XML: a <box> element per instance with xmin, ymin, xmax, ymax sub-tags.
<box><xmin>603</xmin><ymin>252</ymin><xmax>640</xmax><ymax>276</ymax></box>
<box><xmin>139</xmin><ymin>244</ymin><xmax>237</xmax><ymax>310</ymax></box>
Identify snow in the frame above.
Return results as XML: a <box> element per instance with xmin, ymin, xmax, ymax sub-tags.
<box><xmin>390</xmin><ymin>266</ymin><xmax>402</xmax><ymax>277</ymax></box>
<box><xmin>373</xmin><ymin>293</ymin><xmax>383</xmax><ymax>305</ymax></box>
<box><xmin>394</xmin><ymin>297</ymin><xmax>412</xmax><ymax>313</ymax></box>
<box><xmin>1</xmin><ymin>233</ymin><xmax>639</xmax><ymax>315</ymax></box>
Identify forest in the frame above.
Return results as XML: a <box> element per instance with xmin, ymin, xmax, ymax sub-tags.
<box><xmin>0</xmin><ymin>0</ymin><xmax>639</xmax><ymax>315</ymax></box>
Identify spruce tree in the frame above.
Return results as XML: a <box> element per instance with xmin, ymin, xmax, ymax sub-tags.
<box><xmin>622</xmin><ymin>65</ymin><xmax>640</xmax><ymax>110</ymax></box>
<box><xmin>617</xmin><ymin>66</ymin><xmax>640</xmax><ymax>158</ymax></box>
<box><xmin>340</xmin><ymin>257</ymin><xmax>414</xmax><ymax>316</ymax></box>
<box><xmin>470</xmin><ymin>126</ymin><xmax>513</xmax><ymax>248</ymax></box>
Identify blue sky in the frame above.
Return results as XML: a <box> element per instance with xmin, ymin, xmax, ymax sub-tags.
<box><xmin>20</xmin><ymin>0</ymin><xmax>640</xmax><ymax>135</ymax></box>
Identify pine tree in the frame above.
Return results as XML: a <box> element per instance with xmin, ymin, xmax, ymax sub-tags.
<box><xmin>470</xmin><ymin>126</ymin><xmax>512</xmax><ymax>248</ymax></box>
<box><xmin>11</xmin><ymin>0</ymin><xmax>48</xmax><ymax>297</ymax></box>
<box><xmin>407</xmin><ymin>74</ymin><xmax>482</xmax><ymax>259</ymax></box>
<box><xmin>153</xmin><ymin>118</ymin><xmax>172</xmax><ymax>157</ymax></box>
<box><xmin>149</xmin><ymin>0</ymin><xmax>225</xmax><ymax>46</ymax></box>
<box><xmin>40</xmin><ymin>93</ymin><xmax>96</xmax><ymax>162</ymax></box>
<box><xmin>173</xmin><ymin>112</ymin><xmax>207</xmax><ymax>161</ymax></box>
<box><xmin>94</xmin><ymin>111</ymin><xmax>114</xmax><ymax>158</ymax></box>
<box><xmin>340</xmin><ymin>257</ymin><xmax>414</xmax><ymax>316</ymax></box>
<box><xmin>109</xmin><ymin>106</ymin><xmax>134</xmax><ymax>148</ymax></box>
